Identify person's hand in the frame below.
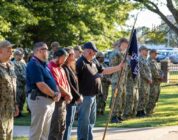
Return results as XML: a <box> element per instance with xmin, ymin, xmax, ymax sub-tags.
<box><xmin>14</xmin><ymin>105</ymin><xmax>19</xmax><ymax>117</ymax></box>
<box><xmin>76</xmin><ymin>95</ymin><xmax>83</xmax><ymax>104</ymax></box>
<box><xmin>118</xmin><ymin>61</ymin><xmax>125</xmax><ymax>70</ymax></box>
<box><xmin>148</xmin><ymin>79</ymin><xmax>152</xmax><ymax>84</ymax></box>
<box><xmin>53</xmin><ymin>92</ymin><xmax>61</xmax><ymax>102</ymax></box>
<box><xmin>65</xmin><ymin>94</ymin><xmax>73</xmax><ymax>104</ymax></box>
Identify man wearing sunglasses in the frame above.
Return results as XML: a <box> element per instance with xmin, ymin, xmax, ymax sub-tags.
<box><xmin>26</xmin><ymin>42</ymin><xmax>61</xmax><ymax>140</ymax></box>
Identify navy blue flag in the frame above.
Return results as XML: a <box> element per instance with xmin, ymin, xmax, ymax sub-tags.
<box><xmin>128</xmin><ymin>29</ymin><xmax>139</xmax><ymax>79</ymax></box>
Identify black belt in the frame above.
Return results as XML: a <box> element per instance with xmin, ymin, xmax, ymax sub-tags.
<box><xmin>37</xmin><ymin>92</ymin><xmax>53</xmax><ymax>99</ymax></box>
<box><xmin>29</xmin><ymin>90</ymin><xmax>53</xmax><ymax>100</ymax></box>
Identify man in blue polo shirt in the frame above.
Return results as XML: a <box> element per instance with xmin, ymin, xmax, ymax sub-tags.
<box><xmin>26</xmin><ymin>42</ymin><xmax>61</xmax><ymax>140</ymax></box>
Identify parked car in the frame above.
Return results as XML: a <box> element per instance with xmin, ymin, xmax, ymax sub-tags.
<box><xmin>169</xmin><ymin>54</ymin><xmax>178</xmax><ymax>64</ymax></box>
<box><xmin>156</xmin><ymin>54</ymin><xmax>167</xmax><ymax>62</ymax></box>
<box><xmin>156</xmin><ymin>49</ymin><xmax>173</xmax><ymax>62</ymax></box>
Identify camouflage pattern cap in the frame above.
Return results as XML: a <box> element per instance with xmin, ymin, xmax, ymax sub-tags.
<box><xmin>96</xmin><ymin>52</ymin><xmax>104</xmax><ymax>58</ymax></box>
<box><xmin>0</xmin><ymin>40</ymin><xmax>15</xmax><ymax>48</ymax></box>
<box><xmin>139</xmin><ymin>45</ymin><xmax>148</xmax><ymax>52</ymax></box>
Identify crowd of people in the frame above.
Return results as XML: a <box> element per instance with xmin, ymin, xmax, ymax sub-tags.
<box><xmin>0</xmin><ymin>38</ymin><xmax>163</xmax><ymax>140</ymax></box>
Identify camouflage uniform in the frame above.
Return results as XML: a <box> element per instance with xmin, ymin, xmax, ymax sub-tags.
<box><xmin>137</xmin><ymin>56</ymin><xmax>152</xmax><ymax>113</ymax></box>
<box><xmin>0</xmin><ymin>62</ymin><xmax>16</xmax><ymax>140</ymax></box>
<box><xmin>49</xmin><ymin>41</ymin><xmax>61</xmax><ymax>61</ymax></box>
<box><xmin>48</xmin><ymin>50</ymin><xmax>54</xmax><ymax>61</ymax></box>
<box><xmin>110</xmin><ymin>49</ymin><xmax>127</xmax><ymax>118</ymax></box>
<box><xmin>146</xmin><ymin>57</ymin><xmax>162</xmax><ymax>114</ymax></box>
<box><xmin>13</xmin><ymin>60</ymin><xmax>26</xmax><ymax>114</ymax></box>
<box><xmin>124</xmin><ymin>64</ymin><xmax>139</xmax><ymax>118</ymax></box>
<box><xmin>96</xmin><ymin>63</ymin><xmax>111</xmax><ymax>115</ymax></box>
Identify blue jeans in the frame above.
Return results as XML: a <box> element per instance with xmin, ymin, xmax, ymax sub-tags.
<box><xmin>64</xmin><ymin>103</ymin><xmax>76</xmax><ymax>140</ymax></box>
<box><xmin>77</xmin><ymin>96</ymin><xmax>96</xmax><ymax>140</ymax></box>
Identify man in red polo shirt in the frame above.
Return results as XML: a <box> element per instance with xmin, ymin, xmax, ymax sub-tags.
<box><xmin>48</xmin><ymin>48</ymin><xmax>72</xmax><ymax>140</ymax></box>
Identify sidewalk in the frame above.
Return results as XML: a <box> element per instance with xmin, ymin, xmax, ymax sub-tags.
<box><xmin>14</xmin><ymin>125</ymin><xmax>178</xmax><ymax>140</ymax></box>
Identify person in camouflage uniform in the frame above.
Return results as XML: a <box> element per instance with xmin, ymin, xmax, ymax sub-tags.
<box><xmin>96</xmin><ymin>52</ymin><xmax>111</xmax><ymax>115</ymax></box>
<box><xmin>74</xmin><ymin>45</ymin><xmax>83</xmax><ymax>60</ymax></box>
<box><xmin>146</xmin><ymin>49</ymin><xmax>163</xmax><ymax>115</ymax></box>
<box><xmin>48</xmin><ymin>41</ymin><xmax>61</xmax><ymax>61</ymax></box>
<box><xmin>110</xmin><ymin>38</ymin><xmax>128</xmax><ymax>123</ymax></box>
<box><xmin>0</xmin><ymin>40</ymin><xmax>19</xmax><ymax>140</ymax></box>
<box><xmin>137</xmin><ymin>46</ymin><xmax>152</xmax><ymax>117</ymax></box>
<box><xmin>124</xmin><ymin>60</ymin><xmax>139</xmax><ymax>119</ymax></box>
<box><xmin>13</xmin><ymin>49</ymin><xmax>26</xmax><ymax>117</ymax></box>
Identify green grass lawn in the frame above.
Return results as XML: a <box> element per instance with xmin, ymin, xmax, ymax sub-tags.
<box><xmin>168</xmin><ymin>71</ymin><xmax>178</xmax><ymax>83</ymax></box>
<box><xmin>14</xmin><ymin>85</ymin><xmax>178</xmax><ymax>139</ymax></box>
<box><xmin>96</xmin><ymin>85</ymin><xmax>178</xmax><ymax>128</ymax></box>
<box><xmin>15</xmin><ymin>85</ymin><xmax>178</xmax><ymax>128</ymax></box>
<box><xmin>13</xmin><ymin>137</ymin><xmax>28</xmax><ymax>140</ymax></box>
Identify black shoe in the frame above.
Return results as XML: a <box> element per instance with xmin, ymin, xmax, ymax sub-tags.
<box><xmin>100</xmin><ymin>111</ymin><xmax>104</xmax><ymax>115</ymax></box>
<box><xmin>141</xmin><ymin>110</ymin><xmax>146</xmax><ymax>117</ymax></box>
<box><xmin>111</xmin><ymin>116</ymin><xmax>121</xmax><ymax>123</ymax></box>
<box><xmin>137</xmin><ymin>110</ymin><xmax>146</xmax><ymax>117</ymax></box>
<box><xmin>117</xmin><ymin>116</ymin><xmax>124</xmax><ymax>121</ymax></box>
<box><xmin>136</xmin><ymin>111</ymin><xmax>142</xmax><ymax>117</ymax></box>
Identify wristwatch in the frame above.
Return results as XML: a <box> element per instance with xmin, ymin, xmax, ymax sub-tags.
<box><xmin>52</xmin><ymin>91</ymin><xmax>59</xmax><ymax>98</ymax></box>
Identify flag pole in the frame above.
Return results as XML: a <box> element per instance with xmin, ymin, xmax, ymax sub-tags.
<box><xmin>102</xmin><ymin>14</ymin><xmax>139</xmax><ymax>140</ymax></box>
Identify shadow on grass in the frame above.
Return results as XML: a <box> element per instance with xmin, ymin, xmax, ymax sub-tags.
<box><xmin>14</xmin><ymin>112</ymin><xmax>31</xmax><ymax>126</ymax></box>
<box><xmin>116</xmin><ymin>117</ymin><xmax>178</xmax><ymax>128</ymax></box>
<box><xmin>13</xmin><ymin>137</ymin><xmax>28</xmax><ymax>140</ymax></box>
<box><xmin>159</xmin><ymin>93</ymin><xmax>178</xmax><ymax>100</ymax></box>
<box><xmin>15</xmin><ymin>86</ymin><xmax>178</xmax><ymax>128</ymax></box>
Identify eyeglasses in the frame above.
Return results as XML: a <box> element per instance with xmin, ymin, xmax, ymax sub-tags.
<box><xmin>40</xmin><ymin>48</ymin><xmax>48</xmax><ymax>51</ymax></box>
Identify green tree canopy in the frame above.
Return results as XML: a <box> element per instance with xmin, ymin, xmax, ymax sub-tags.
<box><xmin>134</xmin><ymin>0</ymin><xmax>178</xmax><ymax>37</ymax></box>
<box><xmin>0</xmin><ymin>0</ymin><xmax>135</xmax><ymax>50</ymax></box>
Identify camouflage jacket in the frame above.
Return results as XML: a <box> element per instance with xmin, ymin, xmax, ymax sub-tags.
<box><xmin>48</xmin><ymin>50</ymin><xmax>54</xmax><ymax>61</ymax></box>
<box><xmin>13</xmin><ymin>60</ymin><xmax>26</xmax><ymax>88</ymax></box>
<box><xmin>110</xmin><ymin>49</ymin><xmax>127</xmax><ymax>85</ymax></box>
<box><xmin>148</xmin><ymin>57</ymin><xmax>162</xmax><ymax>84</ymax></box>
<box><xmin>127</xmin><ymin>62</ymin><xmax>140</xmax><ymax>87</ymax></box>
<box><xmin>0</xmin><ymin>62</ymin><xmax>16</xmax><ymax>118</ymax></box>
<box><xmin>101</xmin><ymin>63</ymin><xmax>111</xmax><ymax>85</ymax></box>
<box><xmin>138</xmin><ymin>56</ymin><xmax>152</xmax><ymax>83</ymax></box>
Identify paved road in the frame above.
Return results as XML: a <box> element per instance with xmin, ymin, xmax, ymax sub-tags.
<box><xmin>14</xmin><ymin>125</ymin><xmax>178</xmax><ymax>140</ymax></box>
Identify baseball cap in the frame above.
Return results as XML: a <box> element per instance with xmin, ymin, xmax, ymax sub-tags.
<box><xmin>0</xmin><ymin>40</ymin><xmax>15</xmax><ymax>48</ymax></box>
<box><xmin>83</xmin><ymin>42</ymin><xmax>98</xmax><ymax>52</ymax></box>
<box><xmin>150</xmin><ymin>49</ymin><xmax>159</xmax><ymax>54</ymax></box>
<box><xmin>139</xmin><ymin>45</ymin><xmax>148</xmax><ymax>52</ymax></box>
<box><xmin>14</xmin><ymin>49</ymin><xmax>23</xmax><ymax>55</ymax></box>
<box><xmin>96</xmin><ymin>52</ymin><xmax>104</xmax><ymax>58</ymax></box>
<box><xmin>53</xmin><ymin>48</ymin><xmax>68</xmax><ymax>58</ymax></box>
<box><xmin>51</xmin><ymin>41</ymin><xmax>60</xmax><ymax>48</ymax></box>
<box><xmin>74</xmin><ymin>45</ymin><xmax>83</xmax><ymax>52</ymax></box>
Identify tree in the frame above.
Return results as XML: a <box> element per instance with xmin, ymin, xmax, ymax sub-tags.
<box><xmin>0</xmin><ymin>0</ymin><xmax>136</xmax><ymax>50</ymax></box>
<box><xmin>0</xmin><ymin>1</ymin><xmax>38</xmax><ymax>47</ymax></box>
<box><xmin>134</xmin><ymin>0</ymin><xmax>178</xmax><ymax>36</ymax></box>
<box><xmin>137</xmin><ymin>26</ymin><xmax>167</xmax><ymax>44</ymax></box>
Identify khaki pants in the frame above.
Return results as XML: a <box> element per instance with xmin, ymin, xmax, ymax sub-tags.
<box><xmin>0</xmin><ymin>118</ymin><xmax>13</xmax><ymax>140</ymax></box>
<box><xmin>48</xmin><ymin>99</ymin><xmax>66</xmax><ymax>140</ymax></box>
<box><xmin>28</xmin><ymin>95</ymin><xmax>55</xmax><ymax>140</ymax></box>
